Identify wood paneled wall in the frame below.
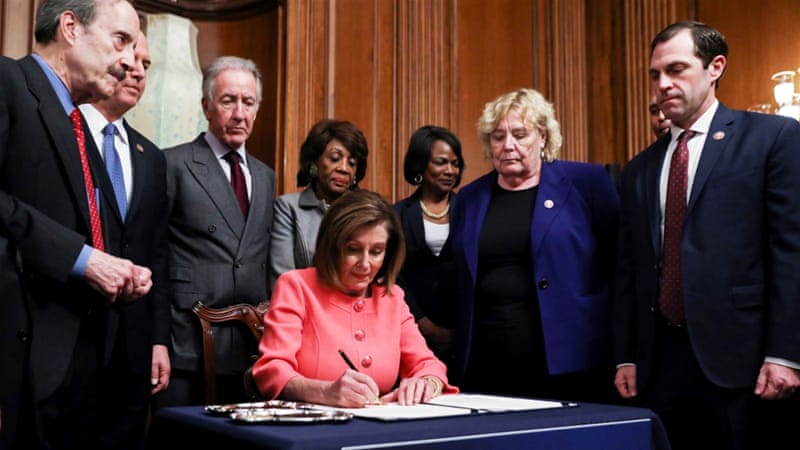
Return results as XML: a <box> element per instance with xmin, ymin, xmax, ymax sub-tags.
<box><xmin>3</xmin><ymin>0</ymin><xmax>800</xmax><ymax>201</ymax></box>
<box><xmin>0</xmin><ymin>0</ymin><xmax>37</xmax><ymax>58</ymax></box>
<box><xmin>193</xmin><ymin>10</ymin><xmax>283</xmax><ymax>182</ymax></box>
<box><xmin>698</xmin><ymin>0</ymin><xmax>800</xmax><ymax>113</ymax></box>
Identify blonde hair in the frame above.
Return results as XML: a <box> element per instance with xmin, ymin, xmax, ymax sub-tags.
<box><xmin>477</xmin><ymin>88</ymin><xmax>562</xmax><ymax>162</ymax></box>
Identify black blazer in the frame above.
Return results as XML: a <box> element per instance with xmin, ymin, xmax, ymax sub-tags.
<box><xmin>0</xmin><ymin>55</ymin><xmax>107</xmax><ymax>445</ymax></box>
<box><xmin>394</xmin><ymin>190</ymin><xmax>457</xmax><ymax>327</ymax></box>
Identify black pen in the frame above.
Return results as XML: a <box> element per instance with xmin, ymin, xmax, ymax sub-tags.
<box><xmin>339</xmin><ymin>349</ymin><xmax>382</xmax><ymax>405</ymax></box>
<box><xmin>338</xmin><ymin>349</ymin><xmax>358</xmax><ymax>371</ymax></box>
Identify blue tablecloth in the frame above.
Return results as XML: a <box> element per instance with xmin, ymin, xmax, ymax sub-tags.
<box><xmin>146</xmin><ymin>402</ymin><xmax>671</xmax><ymax>450</ymax></box>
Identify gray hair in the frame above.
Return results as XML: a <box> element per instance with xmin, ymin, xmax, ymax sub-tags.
<box><xmin>35</xmin><ymin>0</ymin><xmax>97</xmax><ymax>43</ymax></box>
<box><xmin>202</xmin><ymin>56</ymin><xmax>263</xmax><ymax>104</ymax></box>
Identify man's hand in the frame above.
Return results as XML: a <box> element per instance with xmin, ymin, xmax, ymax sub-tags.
<box><xmin>754</xmin><ymin>362</ymin><xmax>800</xmax><ymax>400</ymax></box>
<box><xmin>151</xmin><ymin>344</ymin><xmax>171</xmax><ymax>394</ymax></box>
<box><xmin>614</xmin><ymin>365</ymin><xmax>638</xmax><ymax>399</ymax></box>
<box><xmin>84</xmin><ymin>250</ymin><xmax>152</xmax><ymax>302</ymax></box>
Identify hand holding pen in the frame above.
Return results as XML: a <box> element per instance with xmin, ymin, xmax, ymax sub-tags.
<box><xmin>337</xmin><ymin>349</ymin><xmax>382</xmax><ymax>406</ymax></box>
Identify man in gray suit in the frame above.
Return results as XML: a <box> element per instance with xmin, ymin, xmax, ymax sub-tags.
<box><xmin>156</xmin><ymin>56</ymin><xmax>275</xmax><ymax>408</ymax></box>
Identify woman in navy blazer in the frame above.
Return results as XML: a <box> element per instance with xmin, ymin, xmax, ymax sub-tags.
<box><xmin>449</xmin><ymin>88</ymin><xmax>620</xmax><ymax>402</ymax></box>
<box><xmin>394</xmin><ymin>126</ymin><xmax>465</xmax><ymax>365</ymax></box>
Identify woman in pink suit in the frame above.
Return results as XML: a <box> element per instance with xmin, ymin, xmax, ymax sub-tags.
<box><xmin>253</xmin><ymin>189</ymin><xmax>457</xmax><ymax>407</ymax></box>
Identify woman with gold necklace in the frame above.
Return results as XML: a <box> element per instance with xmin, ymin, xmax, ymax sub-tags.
<box><xmin>394</xmin><ymin>126</ymin><xmax>465</xmax><ymax>370</ymax></box>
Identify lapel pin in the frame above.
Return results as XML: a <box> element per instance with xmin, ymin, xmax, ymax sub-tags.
<box><xmin>712</xmin><ymin>131</ymin><xmax>725</xmax><ymax>141</ymax></box>
<box><xmin>136</xmin><ymin>143</ymin><xmax>144</xmax><ymax>153</ymax></box>
<box><xmin>544</xmin><ymin>199</ymin><xmax>554</xmax><ymax>209</ymax></box>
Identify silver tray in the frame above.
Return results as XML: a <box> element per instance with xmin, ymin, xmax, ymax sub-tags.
<box><xmin>229</xmin><ymin>408</ymin><xmax>353</xmax><ymax>424</ymax></box>
<box><xmin>205</xmin><ymin>400</ymin><xmax>316</xmax><ymax>416</ymax></box>
<box><xmin>204</xmin><ymin>400</ymin><xmax>353</xmax><ymax>423</ymax></box>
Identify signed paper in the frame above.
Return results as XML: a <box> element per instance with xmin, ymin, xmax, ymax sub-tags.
<box><xmin>317</xmin><ymin>394</ymin><xmax>569</xmax><ymax>421</ymax></box>
<box><xmin>428</xmin><ymin>394</ymin><xmax>565</xmax><ymax>412</ymax></box>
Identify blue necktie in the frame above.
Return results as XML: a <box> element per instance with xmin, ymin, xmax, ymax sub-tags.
<box><xmin>102</xmin><ymin>123</ymin><xmax>127</xmax><ymax>220</ymax></box>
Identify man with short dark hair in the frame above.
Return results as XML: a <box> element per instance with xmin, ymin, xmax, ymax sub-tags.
<box><xmin>614</xmin><ymin>20</ymin><xmax>800</xmax><ymax>450</ymax></box>
<box><xmin>648</xmin><ymin>95</ymin><xmax>671</xmax><ymax>138</ymax></box>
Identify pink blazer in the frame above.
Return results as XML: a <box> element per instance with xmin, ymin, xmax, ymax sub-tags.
<box><xmin>253</xmin><ymin>268</ymin><xmax>457</xmax><ymax>398</ymax></box>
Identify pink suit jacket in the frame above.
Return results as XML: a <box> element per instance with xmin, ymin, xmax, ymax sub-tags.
<box><xmin>253</xmin><ymin>268</ymin><xmax>457</xmax><ymax>398</ymax></box>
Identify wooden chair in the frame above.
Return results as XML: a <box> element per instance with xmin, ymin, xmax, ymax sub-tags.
<box><xmin>191</xmin><ymin>300</ymin><xmax>268</xmax><ymax>405</ymax></box>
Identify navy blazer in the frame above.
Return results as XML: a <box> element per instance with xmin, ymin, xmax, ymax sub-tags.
<box><xmin>450</xmin><ymin>160</ymin><xmax>620</xmax><ymax>376</ymax></box>
<box><xmin>83</xmin><ymin>118</ymin><xmax>170</xmax><ymax>374</ymax></box>
<box><xmin>614</xmin><ymin>104</ymin><xmax>800</xmax><ymax>390</ymax></box>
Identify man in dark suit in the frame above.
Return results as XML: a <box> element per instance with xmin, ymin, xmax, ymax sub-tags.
<box><xmin>0</xmin><ymin>1</ymin><xmax>151</xmax><ymax>448</ymax></box>
<box><xmin>155</xmin><ymin>56</ymin><xmax>275</xmax><ymax>408</ymax></box>
<box><xmin>614</xmin><ymin>21</ymin><xmax>800</xmax><ymax>450</ymax></box>
<box><xmin>79</xmin><ymin>31</ymin><xmax>170</xmax><ymax>450</ymax></box>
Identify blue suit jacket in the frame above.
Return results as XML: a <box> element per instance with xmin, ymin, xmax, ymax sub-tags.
<box><xmin>614</xmin><ymin>104</ymin><xmax>800</xmax><ymax>390</ymax></box>
<box><xmin>450</xmin><ymin>160</ymin><xmax>620</xmax><ymax>376</ymax></box>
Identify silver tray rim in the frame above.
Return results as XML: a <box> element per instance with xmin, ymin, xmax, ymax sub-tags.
<box><xmin>229</xmin><ymin>408</ymin><xmax>353</xmax><ymax>424</ymax></box>
<box><xmin>204</xmin><ymin>400</ymin><xmax>317</xmax><ymax>416</ymax></box>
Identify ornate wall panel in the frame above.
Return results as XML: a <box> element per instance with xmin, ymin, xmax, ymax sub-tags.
<box><xmin>329</xmin><ymin>0</ymin><xmax>396</xmax><ymax>196</ymax></box>
<box><xmin>0</xmin><ymin>0</ymin><xmax>36</xmax><ymax>58</ymax></box>
<box><xmin>548</xmin><ymin>0</ymin><xmax>587</xmax><ymax>162</ymax></box>
<box><xmin>698</xmin><ymin>0</ymin><xmax>800</xmax><ymax>114</ymax></box>
<box><xmin>453</xmin><ymin>0</ymin><xmax>535</xmax><ymax>183</ymax></box>
<box><xmin>282</xmin><ymin>0</ymin><xmax>331</xmax><ymax>193</ymax></box>
<box><xmin>622</xmin><ymin>0</ymin><xmax>687</xmax><ymax>161</ymax></box>
<box><xmin>135</xmin><ymin>0</ymin><xmax>279</xmax><ymax>20</ymax></box>
<box><xmin>394</xmin><ymin>0</ymin><xmax>454</xmax><ymax>200</ymax></box>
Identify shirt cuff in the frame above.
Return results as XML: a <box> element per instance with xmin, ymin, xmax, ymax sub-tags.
<box><xmin>765</xmin><ymin>357</ymin><xmax>800</xmax><ymax>370</ymax></box>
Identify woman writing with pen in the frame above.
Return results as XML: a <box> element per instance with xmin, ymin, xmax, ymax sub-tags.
<box><xmin>252</xmin><ymin>190</ymin><xmax>457</xmax><ymax>407</ymax></box>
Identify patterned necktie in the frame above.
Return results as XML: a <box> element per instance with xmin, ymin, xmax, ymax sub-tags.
<box><xmin>223</xmin><ymin>151</ymin><xmax>249</xmax><ymax>217</ymax></box>
<box><xmin>102</xmin><ymin>123</ymin><xmax>127</xmax><ymax>220</ymax></box>
<box><xmin>659</xmin><ymin>130</ymin><xmax>695</xmax><ymax>324</ymax></box>
<box><xmin>70</xmin><ymin>109</ymin><xmax>105</xmax><ymax>251</ymax></box>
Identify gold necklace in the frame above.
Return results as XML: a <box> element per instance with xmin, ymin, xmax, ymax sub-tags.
<box><xmin>419</xmin><ymin>200</ymin><xmax>450</xmax><ymax>219</ymax></box>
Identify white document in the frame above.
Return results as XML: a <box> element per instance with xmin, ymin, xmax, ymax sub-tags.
<box><xmin>330</xmin><ymin>402</ymin><xmax>473</xmax><ymax>421</ymax></box>
<box><xmin>427</xmin><ymin>394</ymin><xmax>567</xmax><ymax>412</ymax></box>
<box><xmin>314</xmin><ymin>394</ymin><xmax>568</xmax><ymax>421</ymax></box>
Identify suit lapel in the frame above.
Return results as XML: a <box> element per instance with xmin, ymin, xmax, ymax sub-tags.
<box><xmin>403</xmin><ymin>193</ymin><xmax>428</xmax><ymax>255</ymax></box>
<box><xmin>19</xmin><ymin>57</ymin><xmax>93</xmax><ymax>232</ymax></box>
<box><xmin>645</xmin><ymin>137</ymin><xmax>669</xmax><ymax>259</ymax></box>
<box><xmin>462</xmin><ymin>174</ymin><xmax>493</xmax><ymax>283</ymax></box>
<box><xmin>531</xmin><ymin>162</ymin><xmax>568</xmax><ymax>257</ymax></box>
<box><xmin>125</xmin><ymin>120</ymin><xmax>148</xmax><ymax>222</ymax></box>
<box><xmin>688</xmin><ymin>106</ymin><xmax>734</xmax><ymax>213</ymax></box>
<box><xmin>186</xmin><ymin>136</ymin><xmax>245</xmax><ymax>238</ymax></box>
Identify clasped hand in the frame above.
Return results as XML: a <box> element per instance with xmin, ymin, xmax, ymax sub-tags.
<box><xmin>85</xmin><ymin>249</ymin><xmax>152</xmax><ymax>303</ymax></box>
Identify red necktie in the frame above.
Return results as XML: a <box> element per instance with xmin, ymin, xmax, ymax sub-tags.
<box><xmin>70</xmin><ymin>109</ymin><xmax>105</xmax><ymax>251</ymax></box>
<box><xmin>223</xmin><ymin>151</ymin><xmax>249</xmax><ymax>217</ymax></box>
<box><xmin>659</xmin><ymin>130</ymin><xmax>694</xmax><ymax>324</ymax></box>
